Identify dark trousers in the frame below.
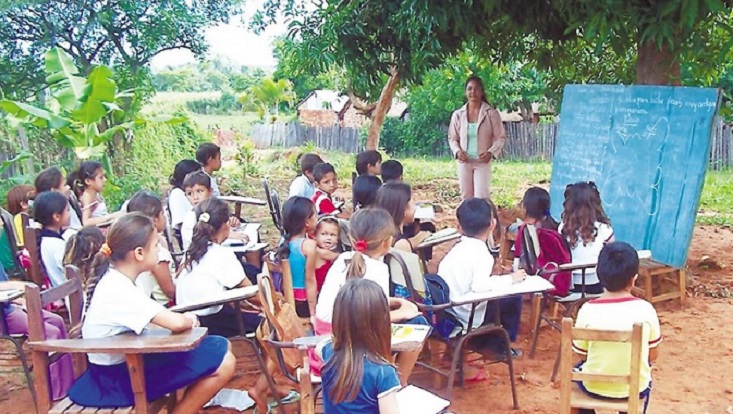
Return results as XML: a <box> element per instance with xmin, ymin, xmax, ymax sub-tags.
<box><xmin>198</xmin><ymin>304</ymin><xmax>261</xmax><ymax>338</ymax></box>
<box><xmin>471</xmin><ymin>296</ymin><xmax>523</xmax><ymax>352</ymax></box>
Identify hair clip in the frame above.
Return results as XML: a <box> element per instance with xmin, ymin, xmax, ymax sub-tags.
<box><xmin>354</xmin><ymin>240</ymin><xmax>368</xmax><ymax>252</ymax></box>
<box><xmin>198</xmin><ymin>212</ymin><xmax>210</xmax><ymax>223</ymax></box>
<box><xmin>99</xmin><ymin>243</ymin><xmax>112</xmax><ymax>257</ymax></box>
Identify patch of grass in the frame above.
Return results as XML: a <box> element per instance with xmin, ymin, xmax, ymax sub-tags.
<box><xmin>699</xmin><ymin>170</ymin><xmax>733</xmax><ymax>226</ymax></box>
<box><xmin>188</xmin><ymin>113</ymin><xmax>261</xmax><ymax>133</ymax></box>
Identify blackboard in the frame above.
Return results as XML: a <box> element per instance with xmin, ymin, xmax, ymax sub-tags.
<box><xmin>549</xmin><ymin>85</ymin><xmax>720</xmax><ymax>268</ymax></box>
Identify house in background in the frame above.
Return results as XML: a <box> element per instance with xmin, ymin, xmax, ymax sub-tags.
<box><xmin>296</xmin><ymin>89</ymin><xmax>408</xmax><ymax>128</ymax></box>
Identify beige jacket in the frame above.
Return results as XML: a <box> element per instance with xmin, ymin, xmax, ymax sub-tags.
<box><xmin>448</xmin><ymin>102</ymin><xmax>506</xmax><ymax>160</ymax></box>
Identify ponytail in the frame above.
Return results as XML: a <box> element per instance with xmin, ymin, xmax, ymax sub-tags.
<box><xmin>181</xmin><ymin>197</ymin><xmax>230</xmax><ymax>271</ymax></box>
<box><xmin>276</xmin><ymin>232</ymin><xmax>292</xmax><ymax>261</ymax></box>
<box><xmin>344</xmin><ymin>208</ymin><xmax>396</xmax><ymax>280</ymax></box>
<box><xmin>69</xmin><ymin>250</ymin><xmax>109</xmax><ymax>338</ymax></box>
<box><xmin>345</xmin><ymin>252</ymin><xmax>367</xmax><ymax>279</ymax></box>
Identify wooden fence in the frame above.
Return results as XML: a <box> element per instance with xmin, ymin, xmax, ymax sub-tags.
<box><xmin>249</xmin><ymin>123</ymin><xmax>361</xmax><ymax>153</ymax></box>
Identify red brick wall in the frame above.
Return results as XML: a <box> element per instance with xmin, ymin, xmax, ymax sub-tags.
<box><xmin>340</xmin><ymin>107</ymin><xmax>368</xmax><ymax>128</ymax></box>
<box><xmin>298</xmin><ymin>109</ymin><xmax>338</xmax><ymax>127</ymax></box>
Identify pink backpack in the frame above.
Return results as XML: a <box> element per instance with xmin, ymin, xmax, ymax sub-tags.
<box><xmin>515</xmin><ymin>224</ymin><xmax>572</xmax><ymax>297</ymax></box>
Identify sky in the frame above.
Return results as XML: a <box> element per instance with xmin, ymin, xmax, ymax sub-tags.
<box><xmin>150</xmin><ymin>1</ymin><xmax>286</xmax><ymax>71</ymax></box>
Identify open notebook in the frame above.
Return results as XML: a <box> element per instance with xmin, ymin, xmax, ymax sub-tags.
<box><xmin>396</xmin><ymin>385</ymin><xmax>450</xmax><ymax>414</ymax></box>
<box><xmin>222</xmin><ymin>223</ymin><xmax>262</xmax><ymax>250</ymax></box>
<box><xmin>391</xmin><ymin>324</ymin><xmax>431</xmax><ymax>345</ymax></box>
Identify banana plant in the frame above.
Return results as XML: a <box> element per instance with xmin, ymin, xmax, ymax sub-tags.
<box><xmin>0</xmin><ymin>47</ymin><xmax>185</xmax><ymax>159</ymax></box>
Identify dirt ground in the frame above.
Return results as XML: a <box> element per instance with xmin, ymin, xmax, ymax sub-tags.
<box><xmin>2</xmin><ymin>187</ymin><xmax>732</xmax><ymax>413</ymax></box>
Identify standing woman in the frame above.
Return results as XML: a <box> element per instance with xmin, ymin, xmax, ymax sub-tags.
<box><xmin>448</xmin><ymin>75</ymin><xmax>506</xmax><ymax>200</ymax></box>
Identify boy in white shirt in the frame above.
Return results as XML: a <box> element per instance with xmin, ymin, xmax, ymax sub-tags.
<box><xmin>438</xmin><ymin>198</ymin><xmax>526</xmax><ymax>374</ymax></box>
<box><xmin>195</xmin><ymin>143</ymin><xmax>222</xmax><ymax>197</ymax></box>
<box><xmin>288</xmin><ymin>153</ymin><xmax>323</xmax><ymax>199</ymax></box>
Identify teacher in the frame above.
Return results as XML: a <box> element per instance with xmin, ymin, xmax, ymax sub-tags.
<box><xmin>448</xmin><ymin>75</ymin><xmax>506</xmax><ymax>200</ymax></box>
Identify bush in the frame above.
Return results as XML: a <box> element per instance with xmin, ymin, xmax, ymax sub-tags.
<box><xmin>185</xmin><ymin>91</ymin><xmax>241</xmax><ymax>115</ymax></box>
<box><xmin>379</xmin><ymin>117</ymin><xmax>449</xmax><ymax>157</ymax></box>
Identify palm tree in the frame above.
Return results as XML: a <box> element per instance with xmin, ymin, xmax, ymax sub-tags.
<box><xmin>238</xmin><ymin>78</ymin><xmax>296</xmax><ymax>122</ymax></box>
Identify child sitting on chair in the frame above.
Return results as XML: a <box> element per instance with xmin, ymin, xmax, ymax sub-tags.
<box><xmin>313</xmin><ymin>216</ymin><xmax>340</xmax><ymax>292</ymax></box>
<box><xmin>380</xmin><ymin>159</ymin><xmax>403</xmax><ymax>182</ymax></box>
<box><xmin>352</xmin><ymin>174</ymin><xmax>382</xmax><ymax>210</ymax></box>
<box><xmin>6</xmin><ymin>184</ymin><xmax>35</xmax><ymax>247</ymax></box>
<box><xmin>35</xmin><ymin>166</ymin><xmax>83</xmax><ymax>231</ymax></box>
<box><xmin>35</xmin><ymin>191</ymin><xmax>72</xmax><ymax>287</ymax></box>
<box><xmin>288</xmin><ymin>153</ymin><xmax>323</xmax><ymax>199</ymax></box>
<box><xmin>70</xmin><ymin>161</ymin><xmax>125</xmax><ymax>227</ymax></box>
<box><xmin>312</xmin><ymin>163</ymin><xmax>346</xmax><ymax>218</ymax></box>
<box><xmin>438</xmin><ymin>198</ymin><xmax>526</xmax><ymax>381</ymax></box>
<box><xmin>168</xmin><ymin>159</ymin><xmax>202</xmax><ymax>232</ymax></box>
<box><xmin>573</xmin><ymin>241</ymin><xmax>661</xmax><ymax>414</ymax></box>
<box><xmin>559</xmin><ymin>181</ymin><xmax>615</xmax><ymax>294</ymax></box>
<box><xmin>195</xmin><ymin>143</ymin><xmax>222</xmax><ymax>197</ymax></box>
<box><xmin>355</xmin><ymin>150</ymin><xmax>382</xmax><ymax>177</ymax></box>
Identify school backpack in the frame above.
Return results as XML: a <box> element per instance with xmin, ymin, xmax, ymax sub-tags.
<box><xmin>423</xmin><ymin>273</ymin><xmax>460</xmax><ymax>340</ymax></box>
<box><xmin>515</xmin><ymin>224</ymin><xmax>572</xmax><ymax>297</ymax></box>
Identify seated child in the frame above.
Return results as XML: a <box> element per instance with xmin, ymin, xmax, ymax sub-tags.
<box><xmin>559</xmin><ymin>181</ymin><xmax>615</xmax><ymax>294</ymax></box>
<box><xmin>355</xmin><ymin>150</ymin><xmax>382</xmax><ymax>176</ymax></box>
<box><xmin>0</xmin><ymin>265</ymin><xmax>74</xmax><ymax>400</ymax></box>
<box><xmin>66</xmin><ymin>214</ymin><xmax>235</xmax><ymax>410</ymax></box>
<box><xmin>311</xmin><ymin>163</ymin><xmax>346</xmax><ymax>218</ymax></box>
<box><xmin>314</xmin><ymin>207</ymin><xmax>422</xmax><ymax>384</ymax></box>
<box><xmin>318</xmin><ymin>278</ymin><xmax>401</xmax><ymax>413</ymax></box>
<box><xmin>374</xmin><ymin>182</ymin><xmax>430</xmax><ymax>253</ymax></box>
<box><xmin>70</xmin><ymin>161</ymin><xmax>124</xmax><ymax>227</ymax></box>
<box><xmin>352</xmin><ymin>175</ymin><xmax>382</xmax><ymax>210</ymax></box>
<box><xmin>127</xmin><ymin>191</ymin><xmax>175</xmax><ymax>305</ymax></box>
<box><xmin>64</xmin><ymin>226</ymin><xmax>105</xmax><ymax>287</ymax></box>
<box><xmin>288</xmin><ymin>153</ymin><xmax>323</xmax><ymax>199</ymax></box>
<box><xmin>195</xmin><ymin>143</ymin><xmax>222</xmax><ymax>197</ymax></box>
<box><xmin>34</xmin><ymin>191</ymin><xmax>72</xmax><ymax>287</ymax></box>
<box><xmin>175</xmin><ymin>197</ymin><xmax>261</xmax><ymax>336</ymax></box>
<box><xmin>6</xmin><ymin>184</ymin><xmax>35</xmax><ymax>247</ymax></box>
<box><xmin>168</xmin><ymin>159</ymin><xmax>201</xmax><ymax>231</ymax></box>
<box><xmin>573</xmin><ymin>241</ymin><xmax>661</xmax><ymax>414</ymax></box>
<box><xmin>35</xmin><ymin>166</ymin><xmax>82</xmax><ymax>231</ymax></box>
<box><xmin>438</xmin><ymin>198</ymin><xmax>526</xmax><ymax>380</ymax></box>
<box><xmin>313</xmin><ymin>216</ymin><xmax>340</xmax><ymax>292</ymax></box>
<box><xmin>520</xmin><ymin>187</ymin><xmax>559</xmax><ymax>231</ymax></box>
<box><xmin>277</xmin><ymin>196</ymin><xmax>318</xmax><ymax>317</ymax></box>
<box><xmin>380</xmin><ymin>159</ymin><xmax>403</xmax><ymax>182</ymax></box>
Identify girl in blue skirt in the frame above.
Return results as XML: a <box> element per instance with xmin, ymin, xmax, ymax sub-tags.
<box><xmin>67</xmin><ymin>213</ymin><xmax>235</xmax><ymax>413</ymax></box>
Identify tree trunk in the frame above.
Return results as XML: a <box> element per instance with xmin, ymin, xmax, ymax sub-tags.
<box><xmin>636</xmin><ymin>40</ymin><xmax>681</xmax><ymax>85</ymax></box>
<box><xmin>365</xmin><ymin>69</ymin><xmax>400</xmax><ymax>150</ymax></box>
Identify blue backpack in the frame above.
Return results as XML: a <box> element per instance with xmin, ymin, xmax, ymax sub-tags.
<box><xmin>423</xmin><ymin>274</ymin><xmax>461</xmax><ymax>340</ymax></box>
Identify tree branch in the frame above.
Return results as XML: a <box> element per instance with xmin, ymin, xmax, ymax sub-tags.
<box><xmin>346</xmin><ymin>89</ymin><xmax>377</xmax><ymax>114</ymax></box>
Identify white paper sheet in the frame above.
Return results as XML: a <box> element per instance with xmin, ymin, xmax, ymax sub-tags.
<box><xmin>396</xmin><ymin>385</ymin><xmax>450</xmax><ymax>414</ymax></box>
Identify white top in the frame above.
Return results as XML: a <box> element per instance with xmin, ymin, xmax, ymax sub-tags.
<box><xmin>558</xmin><ymin>221</ymin><xmax>614</xmax><ymax>286</ymax></box>
<box><xmin>205</xmin><ymin>172</ymin><xmax>221</xmax><ymax>197</ymax></box>
<box><xmin>175</xmin><ymin>243</ymin><xmax>246</xmax><ymax>316</ymax></box>
<box><xmin>315</xmin><ymin>251</ymin><xmax>390</xmax><ymax>324</ymax></box>
<box><xmin>181</xmin><ymin>209</ymin><xmax>196</xmax><ymax>251</ymax></box>
<box><xmin>288</xmin><ymin>174</ymin><xmax>316</xmax><ymax>199</ymax></box>
<box><xmin>82</xmin><ymin>268</ymin><xmax>165</xmax><ymax>365</ymax></box>
<box><xmin>68</xmin><ymin>202</ymin><xmax>82</xmax><ymax>230</ymax></box>
<box><xmin>40</xmin><ymin>235</ymin><xmax>67</xmax><ymax>287</ymax></box>
<box><xmin>136</xmin><ymin>242</ymin><xmax>174</xmax><ymax>305</ymax></box>
<box><xmin>437</xmin><ymin>236</ymin><xmax>513</xmax><ymax>330</ymax></box>
<box><xmin>168</xmin><ymin>187</ymin><xmax>192</xmax><ymax>228</ymax></box>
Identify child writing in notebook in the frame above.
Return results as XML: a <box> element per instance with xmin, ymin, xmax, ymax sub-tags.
<box><xmin>127</xmin><ymin>190</ymin><xmax>175</xmax><ymax>305</ymax></box>
<box><xmin>35</xmin><ymin>166</ymin><xmax>83</xmax><ymax>231</ymax></box>
<box><xmin>34</xmin><ymin>191</ymin><xmax>71</xmax><ymax>287</ymax></box>
<box><xmin>318</xmin><ymin>278</ymin><xmax>401</xmax><ymax>414</ymax></box>
<box><xmin>168</xmin><ymin>159</ymin><xmax>201</xmax><ymax>231</ymax></box>
<box><xmin>175</xmin><ymin>197</ymin><xmax>261</xmax><ymax>336</ymax></box>
<box><xmin>64</xmin><ymin>226</ymin><xmax>105</xmax><ymax>287</ymax></box>
<box><xmin>277</xmin><ymin>196</ymin><xmax>318</xmax><ymax>317</ymax></box>
<box><xmin>6</xmin><ymin>184</ymin><xmax>35</xmax><ymax>247</ymax></box>
<box><xmin>314</xmin><ymin>208</ymin><xmax>422</xmax><ymax>384</ymax></box>
<box><xmin>314</xmin><ymin>216</ymin><xmax>340</xmax><ymax>292</ymax></box>
<box><xmin>438</xmin><ymin>198</ymin><xmax>526</xmax><ymax>381</ymax></box>
<box><xmin>559</xmin><ymin>181</ymin><xmax>615</xmax><ymax>294</ymax></box>
<box><xmin>70</xmin><ymin>161</ymin><xmax>124</xmax><ymax>227</ymax></box>
<box><xmin>66</xmin><ymin>213</ymin><xmax>235</xmax><ymax>411</ymax></box>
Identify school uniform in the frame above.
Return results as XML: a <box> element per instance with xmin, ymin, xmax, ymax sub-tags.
<box><xmin>136</xmin><ymin>242</ymin><xmax>174</xmax><ymax>305</ymax></box>
<box><xmin>68</xmin><ymin>201</ymin><xmax>83</xmax><ymax>230</ymax></box>
<box><xmin>181</xmin><ymin>209</ymin><xmax>196</xmax><ymax>251</ymax></box>
<box><xmin>67</xmin><ymin>268</ymin><xmax>228</xmax><ymax>407</ymax></box>
<box><xmin>175</xmin><ymin>243</ymin><xmax>260</xmax><ymax>337</ymax></box>
<box><xmin>39</xmin><ymin>228</ymin><xmax>68</xmax><ymax>287</ymax></box>
<box><xmin>438</xmin><ymin>236</ymin><xmax>522</xmax><ymax>345</ymax></box>
<box><xmin>168</xmin><ymin>187</ymin><xmax>192</xmax><ymax>229</ymax></box>
<box><xmin>558</xmin><ymin>221</ymin><xmax>614</xmax><ymax>292</ymax></box>
<box><xmin>573</xmin><ymin>296</ymin><xmax>661</xmax><ymax>413</ymax></box>
<box><xmin>288</xmin><ymin>174</ymin><xmax>316</xmax><ymax>199</ymax></box>
<box><xmin>320</xmin><ymin>340</ymin><xmax>401</xmax><ymax>414</ymax></box>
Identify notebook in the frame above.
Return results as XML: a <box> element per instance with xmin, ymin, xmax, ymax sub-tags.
<box><xmin>396</xmin><ymin>385</ymin><xmax>450</xmax><ymax>414</ymax></box>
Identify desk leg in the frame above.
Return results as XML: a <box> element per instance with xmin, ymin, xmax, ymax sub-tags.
<box><xmin>234</xmin><ymin>203</ymin><xmax>243</xmax><ymax>220</ymax></box>
<box><xmin>126</xmin><ymin>354</ymin><xmax>150</xmax><ymax>414</ymax></box>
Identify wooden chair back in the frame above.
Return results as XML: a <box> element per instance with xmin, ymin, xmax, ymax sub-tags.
<box><xmin>23</xmin><ymin>223</ymin><xmax>46</xmax><ymax>286</ymax></box>
<box><xmin>256</xmin><ymin>273</ymin><xmax>306</xmax><ymax>372</ymax></box>
<box><xmin>559</xmin><ymin>318</ymin><xmax>644</xmax><ymax>414</ymax></box>
<box><xmin>25</xmin><ymin>265</ymin><xmax>86</xmax><ymax>413</ymax></box>
<box><xmin>384</xmin><ymin>249</ymin><xmax>426</xmax><ymax>301</ymax></box>
<box><xmin>262</xmin><ymin>178</ymin><xmax>284</xmax><ymax>236</ymax></box>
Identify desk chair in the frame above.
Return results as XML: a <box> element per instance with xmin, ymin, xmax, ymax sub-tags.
<box><xmin>23</xmin><ymin>224</ymin><xmax>46</xmax><ymax>287</ymax></box>
<box><xmin>262</xmin><ymin>178</ymin><xmax>284</xmax><ymax>237</ymax></box>
<box><xmin>559</xmin><ymin>318</ymin><xmax>646</xmax><ymax>414</ymax></box>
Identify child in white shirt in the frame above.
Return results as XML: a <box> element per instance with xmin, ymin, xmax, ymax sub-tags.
<box><xmin>168</xmin><ymin>159</ymin><xmax>201</xmax><ymax>231</ymax></box>
<box><xmin>559</xmin><ymin>181</ymin><xmax>615</xmax><ymax>294</ymax></box>
<box><xmin>66</xmin><ymin>213</ymin><xmax>234</xmax><ymax>410</ymax></box>
<box><xmin>195</xmin><ymin>143</ymin><xmax>222</xmax><ymax>197</ymax></box>
<box><xmin>34</xmin><ymin>191</ymin><xmax>71</xmax><ymax>287</ymax></box>
<box><xmin>438</xmin><ymin>198</ymin><xmax>526</xmax><ymax>379</ymax></box>
<box><xmin>288</xmin><ymin>153</ymin><xmax>323</xmax><ymax>199</ymax></box>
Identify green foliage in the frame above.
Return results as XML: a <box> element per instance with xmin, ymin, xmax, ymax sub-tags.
<box><xmin>234</xmin><ymin>139</ymin><xmax>259</xmax><ymax>179</ymax></box>
<box><xmin>0</xmin><ymin>48</ymin><xmax>185</xmax><ymax>159</ymax></box>
<box><xmin>153</xmin><ymin>59</ymin><xmax>267</xmax><ymax>93</ymax></box>
<box><xmin>272</xmin><ymin>37</ymin><xmax>350</xmax><ymax>100</ymax></box>
<box><xmin>185</xmin><ymin>92</ymin><xmax>242</xmax><ymax>115</ymax></box>
<box><xmin>238</xmin><ymin>78</ymin><xmax>296</xmax><ymax>122</ymax></box>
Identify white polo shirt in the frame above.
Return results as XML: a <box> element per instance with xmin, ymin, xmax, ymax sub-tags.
<box><xmin>175</xmin><ymin>243</ymin><xmax>246</xmax><ymax>316</ymax></box>
<box><xmin>40</xmin><ymin>233</ymin><xmax>68</xmax><ymax>288</ymax></box>
<box><xmin>168</xmin><ymin>187</ymin><xmax>192</xmax><ymax>229</ymax></box>
<box><xmin>82</xmin><ymin>268</ymin><xmax>165</xmax><ymax>366</ymax></box>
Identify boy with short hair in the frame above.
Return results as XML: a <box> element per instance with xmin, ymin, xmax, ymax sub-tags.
<box><xmin>352</xmin><ymin>175</ymin><xmax>382</xmax><ymax>210</ymax></box>
<box><xmin>355</xmin><ymin>150</ymin><xmax>382</xmax><ymax>176</ymax></box>
<box><xmin>381</xmin><ymin>159</ymin><xmax>403</xmax><ymax>182</ymax></box>
<box><xmin>195</xmin><ymin>143</ymin><xmax>222</xmax><ymax>197</ymax></box>
<box><xmin>311</xmin><ymin>163</ymin><xmax>344</xmax><ymax>217</ymax></box>
<box><xmin>289</xmin><ymin>153</ymin><xmax>323</xmax><ymax>199</ymax></box>
<box><xmin>181</xmin><ymin>171</ymin><xmax>214</xmax><ymax>250</ymax></box>
<box><xmin>438</xmin><ymin>198</ymin><xmax>526</xmax><ymax>373</ymax></box>
<box><xmin>573</xmin><ymin>242</ymin><xmax>661</xmax><ymax>414</ymax></box>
